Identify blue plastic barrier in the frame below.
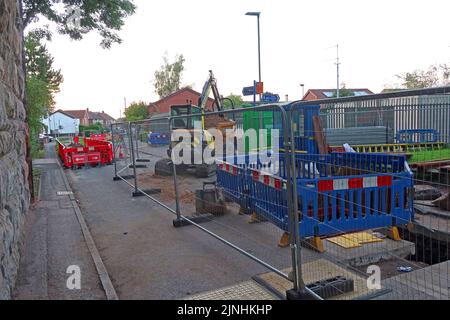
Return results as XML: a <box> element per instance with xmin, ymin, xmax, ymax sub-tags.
<box><xmin>396</xmin><ymin>129</ymin><xmax>440</xmax><ymax>143</ymax></box>
<box><xmin>216</xmin><ymin>152</ymin><xmax>414</xmax><ymax>238</ymax></box>
<box><xmin>148</xmin><ymin>132</ymin><xmax>170</xmax><ymax>145</ymax></box>
<box><xmin>216</xmin><ymin>161</ymin><xmax>247</xmax><ymax>208</ymax></box>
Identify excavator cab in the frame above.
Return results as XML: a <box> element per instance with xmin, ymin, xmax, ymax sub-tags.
<box><xmin>170</xmin><ymin>104</ymin><xmax>202</xmax><ymax>130</ymax></box>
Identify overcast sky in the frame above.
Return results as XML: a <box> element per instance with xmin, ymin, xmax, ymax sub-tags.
<box><xmin>39</xmin><ymin>0</ymin><xmax>450</xmax><ymax>118</ymax></box>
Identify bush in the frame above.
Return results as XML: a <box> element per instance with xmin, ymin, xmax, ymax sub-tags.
<box><xmin>79</xmin><ymin>122</ymin><xmax>105</xmax><ymax>133</ymax></box>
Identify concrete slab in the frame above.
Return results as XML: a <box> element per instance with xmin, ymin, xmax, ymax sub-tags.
<box><xmin>415</xmin><ymin>203</ymin><xmax>450</xmax><ymax>220</ymax></box>
<box><xmin>379</xmin><ymin>261</ymin><xmax>450</xmax><ymax>300</ymax></box>
<box><xmin>410</xmin><ymin>215</ymin><xmax>450</xmax><ymax>241</ymax></box>
<box><xmin>323</xmin><ymin>234</ymin><xmax>415</xmax><ymax>267</ymax></box>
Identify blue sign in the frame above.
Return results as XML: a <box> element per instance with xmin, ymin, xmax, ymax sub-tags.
<box><xmin>242</xmin><ymin>86</ymin><xmax>255</xmax><ymax>96</ymax></box>
<box><xmin>261</xmin><ymin>92</ymin><xmax>280</xmax><ymax>103</ymax></box>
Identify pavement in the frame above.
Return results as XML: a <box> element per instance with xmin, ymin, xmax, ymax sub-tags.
<box><xmin>13</xmin><ymin>143</ymin><xmax>106</xmax><ymax>300</ymax></box>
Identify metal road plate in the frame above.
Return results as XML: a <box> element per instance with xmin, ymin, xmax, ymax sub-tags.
<box><xmin>345</xmin><ymin>232</ymin><xmax>384</xmax><ymax>244</ymax></box>
<box><xmin>327</xmin><ymin>232</ymin><xmax>383</xmax><ymax>249</ymax></box>
<box><xmin>327</xmin><ymin>236</ymin><xmax>362</xmax><ymax>249</ymax></box>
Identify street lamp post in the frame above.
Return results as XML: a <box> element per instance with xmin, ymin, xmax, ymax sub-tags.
<box><xmin>245</xmin><ymin>11</ymin><xmax>261</xmax><ymax>100</ymax></box>
<box><xmin>300</xmin><ymin>84</ymin><xmax>305</xmax><ymax>98</ymax></box>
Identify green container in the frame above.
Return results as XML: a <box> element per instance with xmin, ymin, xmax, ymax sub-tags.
<box><xmin>242</xmin><ymin>104</ymin><xmax>274</xmax><ymax>153</ymax></box>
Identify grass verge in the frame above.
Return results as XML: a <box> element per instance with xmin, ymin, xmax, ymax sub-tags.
<box><xmin>409</xmin><ymin>148</ymin><xmax>450</xmax><ymax>163</ymax></box>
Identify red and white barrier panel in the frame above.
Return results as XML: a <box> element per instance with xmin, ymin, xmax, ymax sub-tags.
<box><xmin>217</xmin><ymin>162</ymin><xmax>238</xmax><ymax>176</ymax></box>
<box><xmin>318</xmin><ymin>175</ymin><xmax>393</xmax><ymax>192</ymax></box>
<box><xmin>251</xmin><ymin>170</ymin><xmax>286</xmax><ymax>191</ymax></box>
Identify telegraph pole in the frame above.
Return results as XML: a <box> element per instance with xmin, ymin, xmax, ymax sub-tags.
<box><xmin>123</xmin><ymin>97</ymin><xmax>127</xmax><ymax>119</ymax></box>
<box><xmin>336</xmin><ymin>44</ymin><xmax>340</xmax><ymax>98</ymax></box>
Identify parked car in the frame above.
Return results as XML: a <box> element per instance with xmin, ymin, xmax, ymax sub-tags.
<box><xmin>39</xmin><ymin>134</ymin><xmax>54</xmax><ymax>142</ymax></box>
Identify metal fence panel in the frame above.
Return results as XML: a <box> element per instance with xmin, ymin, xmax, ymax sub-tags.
<box><xmin>110</xmin><ymin>88</ymin><xmax>450</xmax><ymax>300</ymax></box>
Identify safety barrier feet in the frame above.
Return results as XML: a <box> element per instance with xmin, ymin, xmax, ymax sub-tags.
<box><xmin>306</xmin><ymin>236</ymin><xmax>325</xmax><ymax>253</ymax></box>
<box><xmin>113</xmin><ymin>174</ymin><xmax>134</xmax><ymax>181</ymax></box>
<box><xmin>173</xmin><ymin>214</ymin><xmax>214</xmax><ymax>228</ymax></box>
<box><xmin>248</xmin><ymin>212</ymin><xmax>260</xmax><ymax>224</ymax></box>
<box><xmin>239</xmin><ymin>206</ymin><xmax>252</xmax><ymax>215</ymax></box>
<box><xmin>248</xmin><ymin>212</ymin><xmax>267</xmax><ymax>224</ymax></box>
<box><xmin>278</xmin><ymin>232</ymin><xmax>290</xmax><ymax>248</ymax></box>
<box><xmin>286</xmin><ymin>289</ymin><xmax>316</xmax><ymax>300</ymax></box>
<box><xmin>132</xmin><ymin>188</ymin><xmax>161</xmax><ymax>197</ymax></box>
<box><xmin>129</xmin><ymin>164</ymin><xmax>147</xmax><ymax>169</ymax></box>
<box><xmin>387</xmin><ymin>226</ymin><xmax>402</xmax><ymax>241</ymax></box>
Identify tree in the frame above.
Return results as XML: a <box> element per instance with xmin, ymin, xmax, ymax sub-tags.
<box><xmin>25</xmin><ymin>27</ymin><xmax>63</xmax><ymax>108</ymax></box>
<box><xmin>222</xmin><ymin>94</ymin><xmax>243</xmax><ymax>109</ymax></box>
<box><xmin>21</xmin><ymin>1</ymin><xmax>136</xmax><ymax>198</ymax></box>
<box><xmin>332</xmin><ymin>84</ymin><xmax>355</xmax><ymax>98</ymax></box>
<box><xmin>154</xmin><ymin>53</ymin><xmax>185</xmax><ymax>98</ymax></box>
<box><xmin>25</xmin><ymin>28</ymin><xmax>63</xmax><ymax>156</ymax></box>
<box><xmin>125</xmin><ymin>101</ymin><xmax>149</xmax><ymax>121</ymax></box>
<box><xmin>397</xmin><ymin>64</ymin><xmax>450</xmax><ymax>89</ymax></box>
<box><xmin>22</xmin><ymin>0</ymin><xmax>136</xmax><ymax>48</ymax></box>
<box><xmin>27</xmin><ymin>76</ymin><xmax>52</xmax><ymax>156</ymax></box>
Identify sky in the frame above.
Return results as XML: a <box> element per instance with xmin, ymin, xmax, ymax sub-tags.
<box><xmin>35</xmin><ymin>0</ymin><xmax>450</xmax><ymax>119</ymax></box>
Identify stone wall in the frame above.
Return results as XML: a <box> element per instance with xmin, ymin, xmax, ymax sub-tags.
<box><xmin>0</xmin><ymin>0</ymin><xmax>30</xmax><ymax>299</ymax></box>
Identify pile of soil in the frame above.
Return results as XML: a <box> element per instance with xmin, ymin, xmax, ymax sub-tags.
<box><xmin>137</xmin><ymin>172</ymin><xmax>196</xmax><ymax>205</ymax></box>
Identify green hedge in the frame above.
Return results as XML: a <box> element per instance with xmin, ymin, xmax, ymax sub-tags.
<box><xmin>79</xmin><ymin>123</ymin><xmax>110</xmax><ymax>134</ymax></box>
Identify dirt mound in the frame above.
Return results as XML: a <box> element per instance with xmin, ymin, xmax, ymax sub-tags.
<box><xmin>138</xmin><ymin>173</ymin><xmax>196</xmax><ymax>204</ymax></box>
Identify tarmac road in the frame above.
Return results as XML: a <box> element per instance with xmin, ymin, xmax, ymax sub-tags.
<box><xmin>66</xmin><ymin>141</ymin><xmax>322</xmax><ymax>299</ymax></box>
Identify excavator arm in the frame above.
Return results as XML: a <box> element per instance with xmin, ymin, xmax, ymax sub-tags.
<box><xmin>198</xmin><ymin>70</ymin><xmax>223</xmax><ymax>112</ymax></box>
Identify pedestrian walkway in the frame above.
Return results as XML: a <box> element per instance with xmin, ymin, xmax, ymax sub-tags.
<box><xmin>13</xmin><ymin>143</ymin><xmax>109</xmax><ymax>300</ymax></box>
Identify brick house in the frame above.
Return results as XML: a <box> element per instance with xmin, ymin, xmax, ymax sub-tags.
<box><xmin>302</xmin><ymin>88</ymin><xmax>374</xmax><ymax>101</ymax></box>
<box><xmin>88</xmin><ymin>110</ymin><xmax>115</xmax><ymax>126</ymax></box>
<box><xmin>63</xmin><ymin>110</ymin><xmax>89</xmax><ymax>125</ymax></box>
<box><xmin>63</xmin><ymin>109</ymin><xmax>115</xmax><ymax>126</ymax></box>
<box><xmin>148</xmin><ymin>87</ymin><xmax>215</xmax><ymax>115</ymax></box>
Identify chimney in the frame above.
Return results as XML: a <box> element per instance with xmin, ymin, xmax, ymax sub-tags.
<box><xmin>285</xmin><ymin>94</ymin><xmax>289</xmax><ymax>102</ymax></box>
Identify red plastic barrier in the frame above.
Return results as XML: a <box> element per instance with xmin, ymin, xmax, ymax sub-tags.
<box><xmin>57</xmin><ymin>137</ymin><xmax>113</xmax><ymax>169</ymax></box>
<box><xmin>328</xmin><ymin>145</ymin><xmax>345</xmax><ymax>153</ymax></box>
<box><xmin>90</xmin><ymin>133</ymin><xmax>106</xmax><ymax>141</ymax></box>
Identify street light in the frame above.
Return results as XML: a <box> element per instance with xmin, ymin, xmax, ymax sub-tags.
<box><xmin>245</xmin><ymin>11</ymin><xmax>261</xmax><ymax>99</ymax></box>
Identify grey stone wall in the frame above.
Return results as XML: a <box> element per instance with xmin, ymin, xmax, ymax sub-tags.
<box><xmin>0</xmin><ymin>0</ymin><xmax>30</xmax><ymax>299</ymax></box>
